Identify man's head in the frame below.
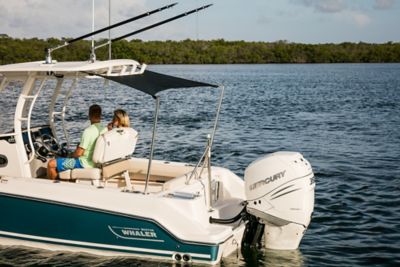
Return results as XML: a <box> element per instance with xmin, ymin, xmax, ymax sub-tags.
<box><xmin>89</xmin><ymin>104</ymin><xmax>102</xmax><ymax>123</ymax></box>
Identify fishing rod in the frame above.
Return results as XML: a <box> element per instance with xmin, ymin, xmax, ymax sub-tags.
<box><xmin>95</xmin><ymin>4</ymin><xmax>213</xmax><ymax>50</ymax></box>
<box><xmin>45</xmin><ymin>2</ymin><xmax>178</xmax><ymax>63</ymax></box>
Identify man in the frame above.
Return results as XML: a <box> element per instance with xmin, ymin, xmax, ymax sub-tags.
<box><xmin>47</xmin><ymin>104</ymin><xmax>107</xmax><ymax>180</ymax></box>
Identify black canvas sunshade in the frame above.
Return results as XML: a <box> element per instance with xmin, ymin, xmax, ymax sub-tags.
<box><xmin>102</xmin><ymin>70</ymin><xmax>218</xmax><ymax>98</ymax></box>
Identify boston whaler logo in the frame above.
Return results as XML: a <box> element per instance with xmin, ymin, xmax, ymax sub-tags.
<box><xmin>108</xmin><ymin>225</ymin><xmax>164</xmax><ymax>242</ymax></box>
<box><xmin>249</xmin><ymin>170</ymin><xmax>286</xmax><ymax>191</ymax></box>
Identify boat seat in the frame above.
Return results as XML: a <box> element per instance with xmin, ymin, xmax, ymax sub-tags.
<box><xmin>59</xmin><ymin>127</ymin><xmax>138</xmax><ymax>187</ymax></box>
<box><xmin>71</xmin><ymin>168</ymin><xmax>101</xmax><ymax>180</ymax></box>
<box><xmin>59</xmin><ymin>168</ymin><xmax>102</xmax><ymax>186</ymax></box>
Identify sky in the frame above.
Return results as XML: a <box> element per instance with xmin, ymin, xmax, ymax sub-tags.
<box><xmin>0</xmin><ymin>0</ymin><xmax>399</xmax><ymax>43</ymax></box>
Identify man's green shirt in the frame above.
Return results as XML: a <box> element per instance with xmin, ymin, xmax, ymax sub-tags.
<box><xmin>79</xmin><ymin>123</ymin><xmax>107</xmax><ymax>168</ymax></box>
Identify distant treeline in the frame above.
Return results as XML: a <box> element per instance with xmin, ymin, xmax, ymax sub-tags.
<box><xmin>1</xmin><ymin>37</ymin><xmax>400</xmax><ymax>64</ymax></box>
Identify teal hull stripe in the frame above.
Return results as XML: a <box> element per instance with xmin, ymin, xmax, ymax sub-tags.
<box><xmin>0</xmin><ymin>193</ymin><xmax>219</xmax><ymax>262</ymax></box>
<box><xmin>0</xmin><ymin>231</ymin><xmax>170</xmax><ymax>259</ymax></box>
<box><xmin>0</xmin><ymin>192</ymin><xmax>218</xmax><ymax>247</ymax></box>
<box><xmin>0</xmin><ymin>231</ymin><xmax>210</xmax><ymax>261</ymax></box>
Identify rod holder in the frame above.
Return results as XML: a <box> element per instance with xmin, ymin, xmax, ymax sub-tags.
<box><xmin>45</xmin><ymin>48</ymin><xmax>52</xmax><ymax>64</ymax></box>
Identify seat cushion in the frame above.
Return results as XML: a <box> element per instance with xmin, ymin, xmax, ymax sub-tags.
<box><xmin>71</xmin><ymin>168</ymin><xmax>101</xmax><ymax>180</ymax></box>
<box><xmin>59</xmin><ymin>170</ymin><xmax>71</xmax><ymax>180</ymax></box>
<box><xmin>102</xmin><ymin>159</ymin><xmax>132</xmax><ymax>178</ymax></box>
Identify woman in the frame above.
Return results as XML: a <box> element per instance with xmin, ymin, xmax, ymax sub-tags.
<box><xmin>107</xmin><ymin>109</ymin><xmax>130</xmax><ymax>130</ymax></box>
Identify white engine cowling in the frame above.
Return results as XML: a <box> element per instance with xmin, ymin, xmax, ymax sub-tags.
<box><xmin>244</xmin><ymin>151</ymin><xmax>315</xmax><ymax>250</ymax></box>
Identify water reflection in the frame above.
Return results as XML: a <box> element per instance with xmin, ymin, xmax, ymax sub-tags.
<box><xmin>261</xmin><ymin>249</ymin><xmax>304</xmax><ymax>267</ymax></box>
<box><xmin>221</xmin><ymin>247</ymin><xmax>304</xmax><ymax>267</ymax></box>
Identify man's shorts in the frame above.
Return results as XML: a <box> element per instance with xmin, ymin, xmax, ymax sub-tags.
<box><xmin>56</xmin><ymin>158</ymin><xmax>83</xmax><ymax>172</ymax></box>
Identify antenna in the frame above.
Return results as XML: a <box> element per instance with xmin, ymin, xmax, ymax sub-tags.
<box><xmin>44</xmin><ymin>2</ymin><xmax>178</xmax><ymax>63</ymax></box>
<box><xmin>196</xmin><ymin>0</ymin><xmax>199</xmax><ymax>40</ymax></box>
<box><xmin>90</xmin><ymin>0</ymin><xmax>96</xmax><ymax>62</ymax></box>
<box><xmin>108</xmin><ymin>0</ymin><xmax>112</xmax><ymax>60</ymax></box>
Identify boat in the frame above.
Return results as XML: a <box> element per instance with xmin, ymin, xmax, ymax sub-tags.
<box><xmin>0</xmin><ymin>4</ymin><xmax>315</xmax><ymax>266</ymax></box>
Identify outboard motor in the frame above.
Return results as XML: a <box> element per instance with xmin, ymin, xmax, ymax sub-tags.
<box><xmin>244</xmin><ymin>151</ymin><xmax>315</xmax><ymax>250</ymax></box>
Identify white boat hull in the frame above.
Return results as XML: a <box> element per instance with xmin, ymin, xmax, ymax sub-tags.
<box><xmin>0</xmin><ymin>166</ymin><xmax>247</xmax><ymax>265</ymax></box>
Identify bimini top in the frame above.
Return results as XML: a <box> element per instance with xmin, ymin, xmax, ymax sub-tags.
<box><xmin>0</xmin><ymin>59</ymin><xmax>218</xmax><ymax>97</ymax></box>
<box><xmin>101</xmin><ymin>70</ymin><xmax>218</xmax><ymax>98</ymax></box>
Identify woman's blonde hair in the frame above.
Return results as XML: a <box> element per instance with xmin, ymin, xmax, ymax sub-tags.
<box><xmin>113</xmin><ymin>109</ymin><xmax>130</xmax><ymax>127</ymax></box>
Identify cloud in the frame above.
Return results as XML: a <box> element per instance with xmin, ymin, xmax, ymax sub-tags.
<box><xmin>293</xmin><ymin>0</ymin><xmax>396</xmax><ymax>13</ymax></box>
<box><xmin>0</xmin><ymin>0</ymin><xmax>147</xmax><ymax>38</ymax></box>
<box><xmin>291</xmin><ymin>0</ymin><xmax>374</xmax><ymax>29</ymax></box>
<box><xmin>373</xmin><ymin>0</ymin><xmax>395</xmax><ymax>10</ymax></box>
<box><xmin>351</xmin><ymin>12</ymin><xmax>371</xmax><ymax>27</ymax></box>
<box><xmin>294</xmin><ymin>0</ymin><xmax>346</xmax><ymax>13</ymax></box>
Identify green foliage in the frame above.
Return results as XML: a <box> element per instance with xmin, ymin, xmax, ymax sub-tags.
<box><xmin>0</xmin><ymin>37</ymin><xmax>399</xmax><ymax>65</ymax></box>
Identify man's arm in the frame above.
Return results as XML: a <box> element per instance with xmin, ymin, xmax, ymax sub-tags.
<box><xmin>71</xmin><ymin>146</ymin><xmax>85</xmax><ymax>158</ymax></box>
<box><xmin>73</xmin><ymin>127</ymin><xmax>89</xmax><ymax>158</ymax></box>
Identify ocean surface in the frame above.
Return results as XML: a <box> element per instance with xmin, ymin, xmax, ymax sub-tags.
<box><xmin>0</xmin><ymin>64</ymin><xmax>399</xmax><ymax>266</ymax></box>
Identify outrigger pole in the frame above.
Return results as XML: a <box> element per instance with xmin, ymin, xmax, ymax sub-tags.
<box><xmin>45</xmin><ymin>2</ymin><xmax>178</xmax><ymax>63</ymax></box>
<box><xmin>94</xmin><ymin>4</ymin><xmax>213</xmax><ymax>50</ymax></box>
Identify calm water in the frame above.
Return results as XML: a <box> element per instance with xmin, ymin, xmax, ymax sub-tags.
<box><xmin>0</xmin><ymin>64</ymin><xmax>399</xmax><ymax>266</ymax></box>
